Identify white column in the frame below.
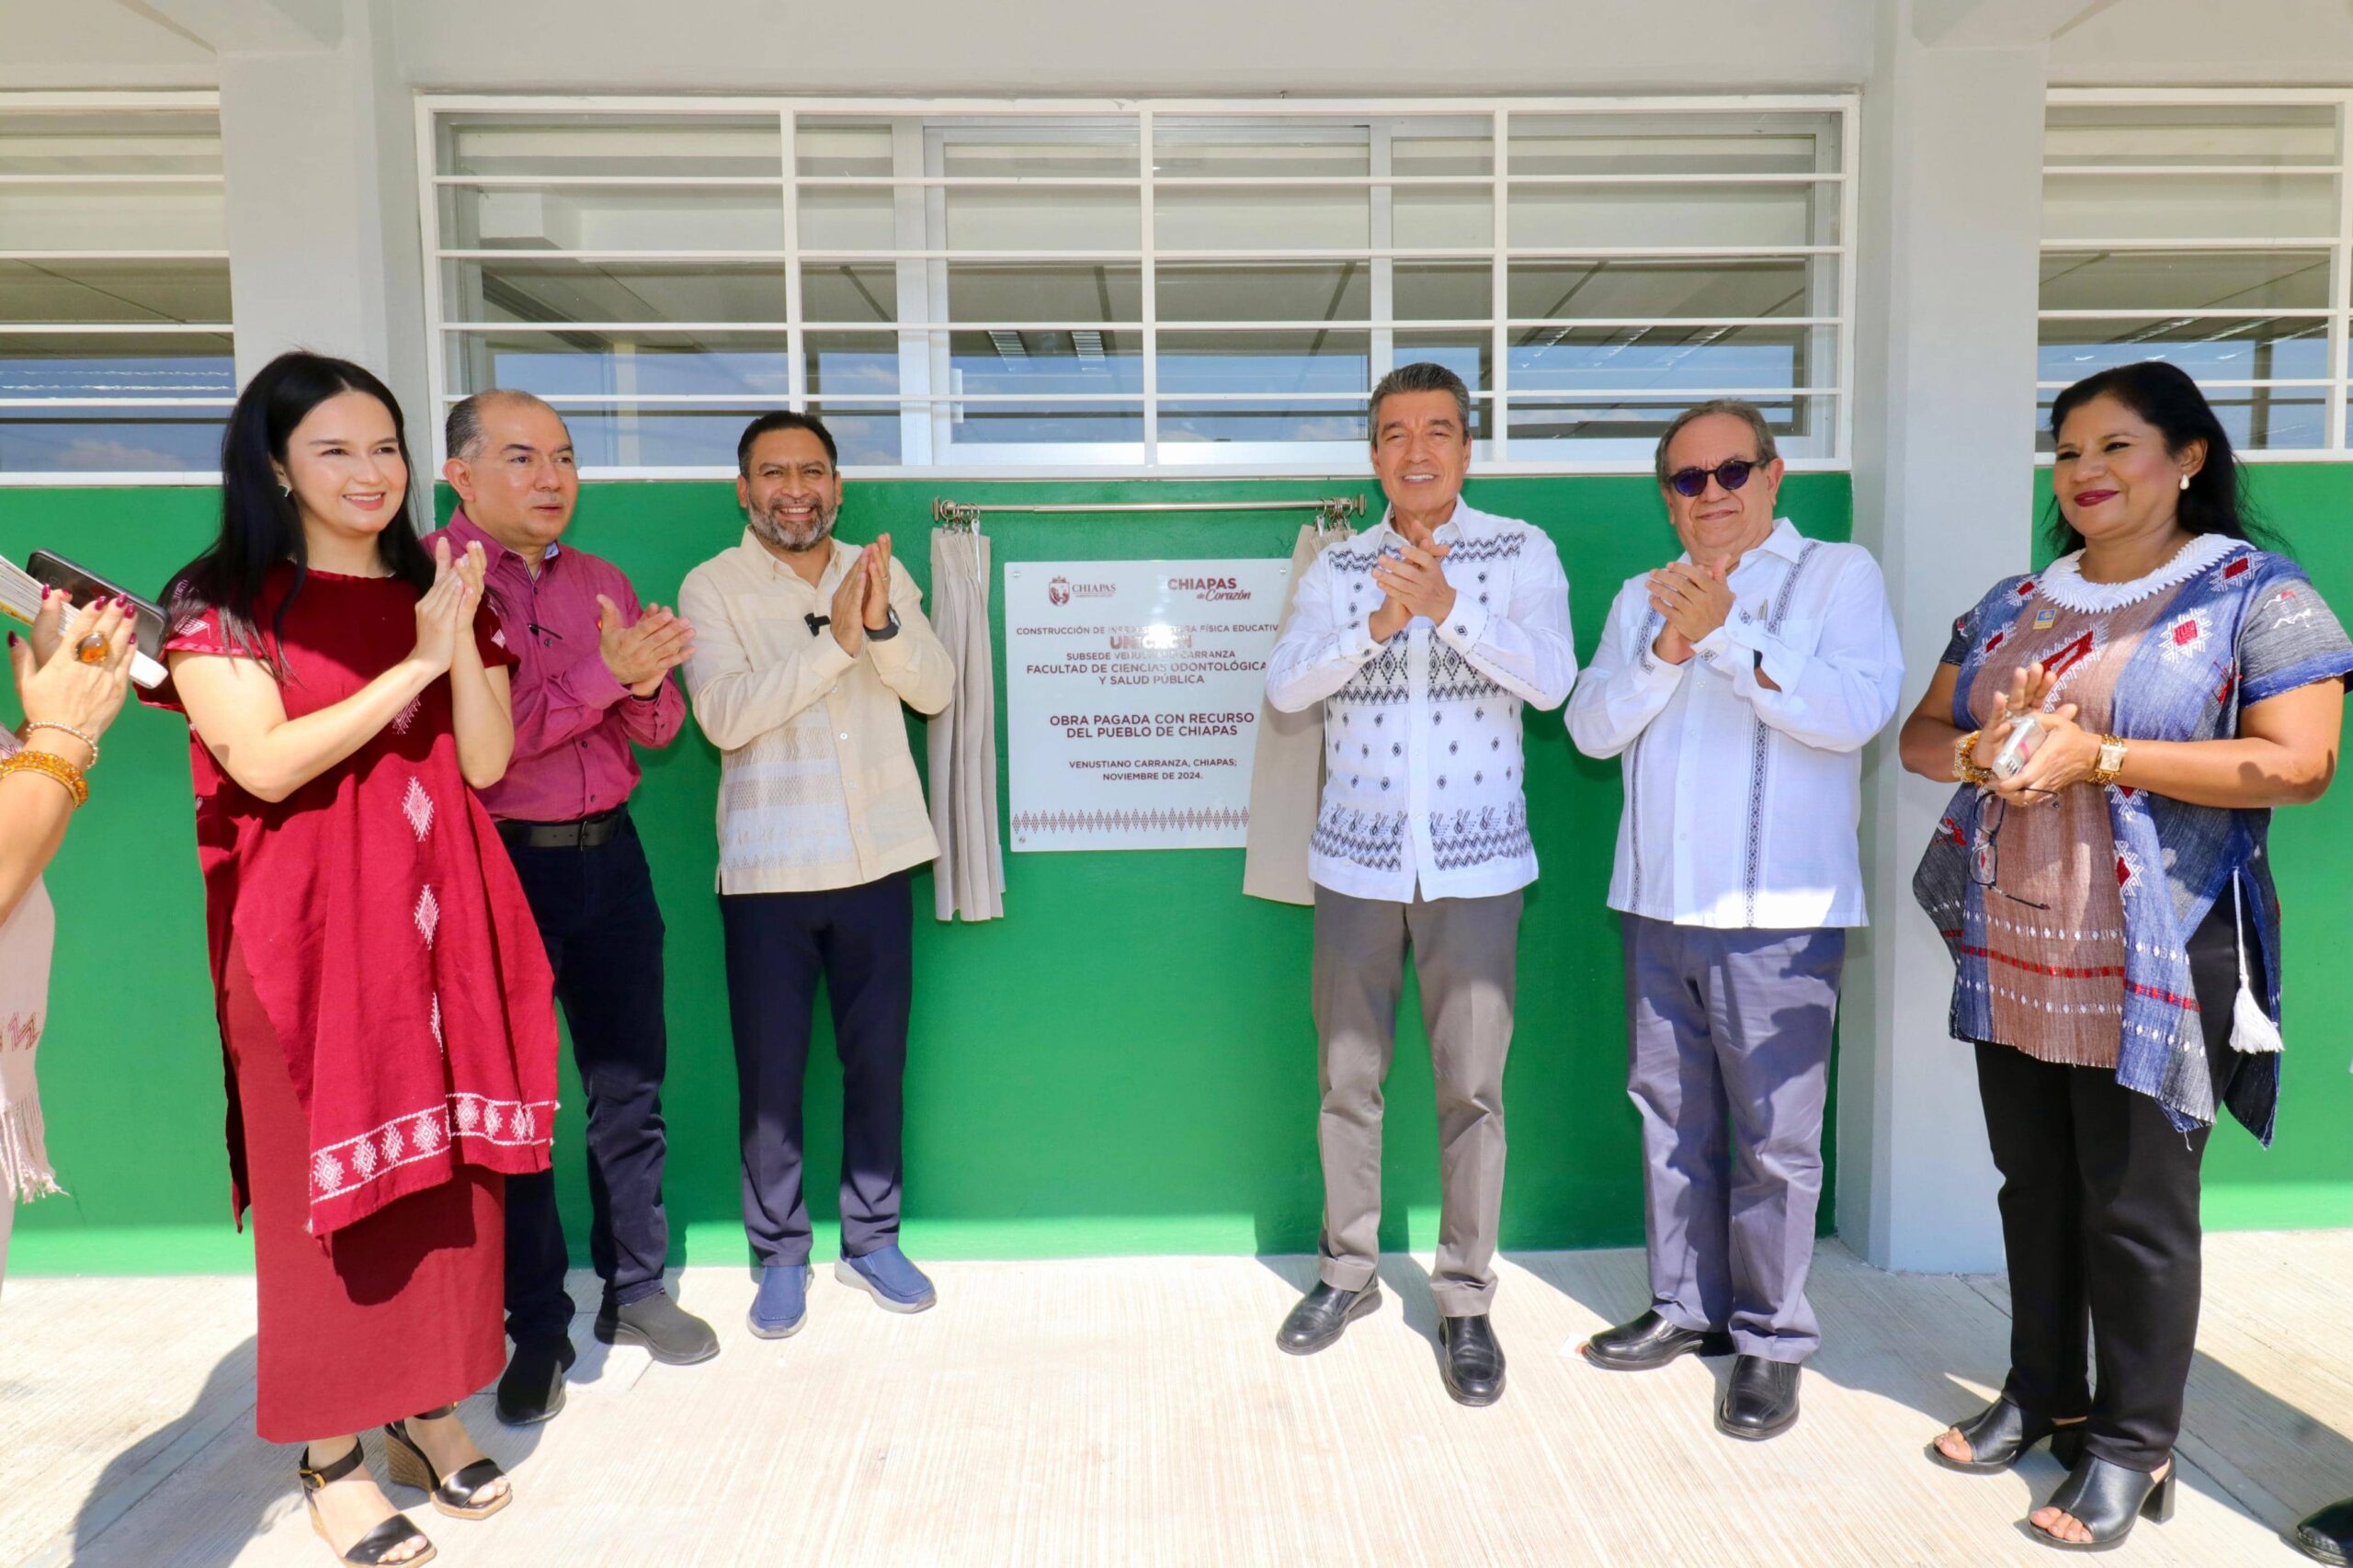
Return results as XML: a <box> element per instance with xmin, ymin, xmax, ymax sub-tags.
<box><xmin>212</xmin><ymin>0</ymin><xmax>427</xmax><ymax>436</ymax></box>
<box><xmin>1840</xmin><ymin>7</ymin><xmax>2055</xmax><ymax>1271</ymax></box>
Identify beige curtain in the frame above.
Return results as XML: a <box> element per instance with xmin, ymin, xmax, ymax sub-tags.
<box><xmin>927</xmin><ymin>527</ymin><xmax>1006</xmax><ymax>922</ymax></box>
<box><xmin>1242</xmin><ymin>520</ymin><xmax>1350</xmax><ymax>905</ymax></box>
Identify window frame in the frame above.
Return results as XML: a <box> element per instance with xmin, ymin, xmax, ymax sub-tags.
<box><xmin>0</xmin><ymin>89</ymin><xmax>233</xmax><ymax>487</ymax></box>
<box><xmin>2040</xmin><ymin>85</ymin><xmax>2353</xmax><ymax>464</ymax></box>
<box><xmin>417</xmin><ymin>93</ymin><xmax>1859</xmax><ymax>480</ymax></box>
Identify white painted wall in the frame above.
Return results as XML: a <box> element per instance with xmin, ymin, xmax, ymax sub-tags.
<box><xmin>0</xmin><ymin>0</ymin><xmax>216</xmax><ymax>89</ymax></box>
<box><xmin>2052</xmin><ymin>0</ymin><xmax>2353</xmax><ymax>84</ymax></box>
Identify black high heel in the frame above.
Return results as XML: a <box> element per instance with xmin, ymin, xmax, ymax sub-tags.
<box><xmin>1927</xmin><ymin>1397</ymin><xmax>2088</xmax><ymax>1474</ymax></box>
<box><xmin>2032</xmin><ymin>1453</ymin><xmax>2177</xmax><ymax>1552</ymax></box>
<box><xmin>382</xmin><ymin>1405</ymin><xmax>513</xmax><ymax>1521</ymax></box>
<box><xmin>298</xmin><ymin>1442</ymin><xmax>436</xmax><ymax>1566</ymax></box>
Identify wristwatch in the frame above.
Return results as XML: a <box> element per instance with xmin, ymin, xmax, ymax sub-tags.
<box><xmin>2086</xmin><ymin>734</ymin><xmax>2129</xmax><ymax>788</ymax></box>
<box><xmin>867</xmin><ymin>607</ymin><xmax>902</xmax><ymax>642</ymax></box>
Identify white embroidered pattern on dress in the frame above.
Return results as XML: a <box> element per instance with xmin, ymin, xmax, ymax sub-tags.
<box><xmin>307</xmin><ymin>1094</ymin><xmax>557</xmax><ymax>1202</ymax></box>
<box><xmin>390</xmin><ymin>696</ymin><xmax>422</xmax><ymax>735</ymax></box>
<box><xmin>2035</xmin><ymin>533</ymin><xmax>2243</xmax><ymax>615</ymax></box>
<box><xmin>413</xmin><ymin>884</ymin><xmax>440</xmax><ymax>947</ymax></box>
<box><xmin>401</xmin><ymin>777</ymin><xmax>434</xmax><ymax>841</ymax></box>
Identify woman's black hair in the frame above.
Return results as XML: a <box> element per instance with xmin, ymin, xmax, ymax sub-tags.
<box><xmin>164</xmin><ymin>350</ymin><xmax>434</xmax><ymax>665</ymax></box>
<box><xmin>2044</xmin><ymin>359</ymin><xmax>2277</xmax><ymax>556</ymax></box>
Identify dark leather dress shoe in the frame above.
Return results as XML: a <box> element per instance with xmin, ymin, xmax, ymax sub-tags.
<box><xmin>2290</xmin><ymin>1496</ymin><xmax>2353</xmax><ymax>1564</ymax></box>
<box><xmin>1439</xmin><ymin>1313</ymin><xmax>1506</xmax><ymax>1407</ymax></box>
<box><xmin>1580</xmin><ymin>1308</ymin><xmax>1735</xmax><ymax>1371</ymax></box>
<box><xmin>1716</xmin><ymin>1354</ymin><xmax>1802</xmax><ymax>1440</ymax></box>
<box><xmin>1276</xmin><ymin>1280</ymin><xmax>1381</xmax><ymax>1356</ymax></box>
<box><xmin>595</xmin><ymin>1290</ymin><xmax>721</xmax><ymax>1366</ymax></box>
<box><xmin>494</xmin><ymin>1338</ymin><xmax>574</xmax><ymax>1426</ymax></box>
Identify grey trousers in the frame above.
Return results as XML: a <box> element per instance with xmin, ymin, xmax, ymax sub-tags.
<box><xmin>1623</xmin><ymin>914</ymin><xmax>1844</xmax><ymax>1363</ymax></box>
<box><xmin>1313</xmin><ymin>884</ymin><xmax>1521</xmax><ymax>1316</ymax></box>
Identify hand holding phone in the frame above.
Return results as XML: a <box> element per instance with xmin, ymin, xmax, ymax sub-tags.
<box><xmin>1991</xmin><ymin>714</ymin><xmax>2044</xmax><ymax>780</ymax></box>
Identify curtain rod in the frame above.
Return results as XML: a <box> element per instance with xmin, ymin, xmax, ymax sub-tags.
<box><xmin>932</xmin><ymin>495</ymin><xmax>1365</xmax><ymax>530</ymax></box>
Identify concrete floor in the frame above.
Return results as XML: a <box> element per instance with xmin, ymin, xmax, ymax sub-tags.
<box><xmin>3</xmin><ymin>1235</ymin><xmax>2348</xmax><ymax>1567</ymax></box>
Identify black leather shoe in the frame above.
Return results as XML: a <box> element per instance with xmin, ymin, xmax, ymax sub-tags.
<box><xmin>2032</xmin><ymin>1453</ymin><xmax>2175</xmax><ymax>1551</ymax></box>
<box><xmin>1716</xmin><ymin>1354</ymin><xmax>1802</xmax><ymax>1440</ymax></box>
<box><xmin>1438</xmin><ymin>1313</ymin><xmax>1506</xmax><ymax>1407</ymax></box>
<box><xmin>494</xmin><ymin>1338</ymin><xmax>574</xmax><ymax>1426</ymax></box>
<box><xmin>594</xmin><ymin>1290</ymin><xmax>720</xmax><ymax>1366</ymax></box>
<box><xmin>2291</xmin><ymin>1497</ymin><xmax>2353</xmax><ymax>1565</ymax></box>
<box><xmin>1927</xmin><ymin>1395</ymin><xmax>2087</xmax><ymax>1474</ymax></box>
<box><xmin>1580</xmin><ymin>1309</ymin><xmax>1735</xmax><ymax>1371</ymax></box>
<box><xmin>1275</xmin><ymin>1280</ymin><xmax>1381</xmax><ymax>1356</ymax></box>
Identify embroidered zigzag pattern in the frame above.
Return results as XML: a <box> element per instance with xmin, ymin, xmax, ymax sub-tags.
<box><xmin>1328</xmin><ymin>639</ymin><xmax>1412</xmax><ymax>707</ymax></box>
<box><xmin>1311</xmin><ymin>806</ymin><xmax>1408</xmax><ymax>870</ymax></box>
<box><xmin>1429</xmin><ymin>803</ymin><xmax>1531</xmax><ymax>870</ymax></box>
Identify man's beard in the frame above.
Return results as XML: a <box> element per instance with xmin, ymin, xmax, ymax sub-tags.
<box><xmin>747</xmin><ymin>495</ymin><xmax>837</xmax><ymax>554</ymax></box>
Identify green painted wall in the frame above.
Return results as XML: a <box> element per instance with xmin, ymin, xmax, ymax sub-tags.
<box><xmin>2027</xmin><ymin>465</ymin><xmax>2353</xmax><ymax>1232</ymax></box>
<box><xmin>2</xmin><ymin>472</ymin><xmax>1847</xmax><ymax>1276</ymax></box>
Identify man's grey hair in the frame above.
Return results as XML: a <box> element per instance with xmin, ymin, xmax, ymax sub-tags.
<box><xmin>446</xmin><ymin>388</ymin><xmax>570</xmax><ymax>461</ymax></box>
<box><xmin>1368</xmin><ymin>361</ymin><xmax>1472</xmax><ymax>445</ymax></box>
<box><xmin>1653</xmin><ymin>398</ymin><xmax>1780</xmax><ymax>487</ymax></box>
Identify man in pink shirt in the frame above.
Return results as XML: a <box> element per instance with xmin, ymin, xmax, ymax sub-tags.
<box><xmin>429</xmin><ymin>389</ymin><xmax>712</xmax><ymax>1425</ymax></box>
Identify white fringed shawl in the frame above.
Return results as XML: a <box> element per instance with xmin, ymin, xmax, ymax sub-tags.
<box><xmin>0</xmin><ymin>729</ymin><xmax>61</xmax><ymax>1204</ymax></box>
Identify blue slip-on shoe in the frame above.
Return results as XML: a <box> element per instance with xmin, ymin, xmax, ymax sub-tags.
<box><xmin>834</xmin><ymin>1244</ymin><xmax>938</xmax><ymax>1313</ymax></box>
<box><xmin>748</xmin><ymin>1263</ymin><xmax>813</xmax><ymax>1339</ymax></box>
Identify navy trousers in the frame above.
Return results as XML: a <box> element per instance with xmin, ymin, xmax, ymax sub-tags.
<box><xmin>721</xmin><ymin>871</ymin><xmax>913</xmax><ymax>1267</ymax></box>
<box><xmin>502</xmin><ymin>816</ymin><xmax>674</xmax><ymax>1349</ymax></box>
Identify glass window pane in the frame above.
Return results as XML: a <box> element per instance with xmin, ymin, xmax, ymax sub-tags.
<box><xmin>1158</xmin><ymin>403</ymin><xmax>1369</xmax><ymax>446</ymax></box>
<box><xmin>449</xmin><ymin>330</ymin><xmax>793</xmax><ymax>398</ymax></box>
<box><xmin>946</xmin><ymin>264</ymin><xmax>1141</xmax><ymax>323</ymax></box>
<box><xmin>0</xmin><ymin>185</ymin><xmax>225</xmax><ymax>251</ymax></box>
<box><xmin>1509</xmin><ymin>324</ymin><xmax>1830</xmax><ymax>393</ymax></box>
<box><xmin>1508</xmin><ymin>256</ymin><xmax>1823</xmax><ymax>319</ymax></box>
<box><xmin>944</xmin><ymin>401</ymin><xmax>1142</xmax><ymax>446</ymax></box>
<box><xmin>802</xmin><ymin>263</ymin><xmax>900</xmax><ymax>324</ymax></box>
<box><xmin>937</xmin><ymin>124</ymin><xmax>1139</xmax><ymax>178</ymax></box>
<box><xmin>560</xmin><ymin>406</ymin><xmax>779</xmax><ymax>468</ymax></box>
<box><xmin>1509</xmin><ymin>392</ymin><xmax>1835</xmax><ymax>450</ymax></box>
<box><xmin>2039</xmin><ymin>390</ymin><xmax>2324</xmax><ymax>452</ymax></box>
<box><xmin>2043</xmin><ymin>105</ymin><xmax>2338</xmax><ymax>168</ymax></box>
<box><xmin>1395</xmin><ymin>262</ymin><xmax>1492</xmax><ymax>322</ymax></box>
<box><xmin>439</xmin><ymin>185</ymin><xmax>783</xmax><ymax>252</ymax></box>
<box><xmin>2041</xmin><ymin>173</ymin><xmax>2336</xmax><ymax>243</ymax></box>
<box><xmin>1394</xmin><ymin>332</ymin><xmax>1494</xmax><ymax>398</ymax></box>
<box><xmin>0</xmin><ymin>409</ymin><xmax>226</xmax><ymax>473</ymax></box>
<box><xmin>1157</xmin><ymin>331</ymin><xmax>1370</xmax><ymax>395</ymax></box>
<box><xmin>807</xmin><ymin>404</ymin><xmax>902</xmax><ymax>465</ymax></box>
<box><xmin>1509</xmin><ymin>183</ymin><xmax>1834</xmax><ymax>250</ymax></box>
<box><xmin>1391</xmin><ymin>123</ymin><xmax>1494</xmax><ymax>177</ymax></box>
<box><xmin>805</xmin><ymin>331</ymin><xmax>899</xmax><ymax>398</ymax></box>
<box><xmin>798</xmin><ymin>188</ymin><xmax>899</xmax><ymax>251</ymax></box>
<box><xmin>2038</xmin><ymin>248</ymin><xmax>2329</xmax><ymax>312</ymax></box>
<box><xmin>0</xmin><ymin>111</ymin><xmax>222</xmax><ymax>176</ymax></box>
<box><xmin>1157</xmin><ymin>187</ymin><xmax>1370</xmax><ymax>251</ymax></box>
<box><xmin>1154</xmin><ymin>124</ymin><xmax>1370</xmax><ymax>178</ymax></box>
<box><xmin>447</xmin><ymin>115</ymin><xmax>780</xmax><ymax>178</ymax></box>
<box><xmin>1508</xmin><ymin>113</ymin><xmax>1840</xmax><ymax>176</ymax></box>
<box><xmin>1394</xmin><ymin>187</ymin><xmax>1491</xmax><ymax>248</ymax></box>
<box><xmin>0</xmin><ymin>259</ymin><xmax>231</xmax><ymax>324</ymax></box>
<box><xmin>946</xmin><ymin>329</ymin><xmax>1142</xmax><ymax>395</ymax></box>
<box><xmin>945</xmin><ymin>187</ymin><xmax>1138</xmax><ymax>251</ymax></box>
<box><xmin>2038</xmin><ymin>316</ymin><xmax>2329</xmax><ymax>383</ymax></box>
<box><xmin>446</xmin><ymin>260</ymin><xmax>788</xmax><ymax>324</ymax></box>
<box><xmin>796</xmin><ymin>122</ymin><xmax>892</xmax><ymax>177</ymax></box>
<box><xmin>0</xmin><ymin>332</ymin><xmax>234</xmax><ymax>400</ymax></box>
<box><xmin>1158</xmin><ymin>262</ymin><xmax>1369</xmax><ymax>323</ymax></box>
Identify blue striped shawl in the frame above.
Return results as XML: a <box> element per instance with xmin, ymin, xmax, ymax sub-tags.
<box><xmin>1913</xmin><ymin>545</ymin><xmax>2353</xmax><ymax>1140</ymax></box>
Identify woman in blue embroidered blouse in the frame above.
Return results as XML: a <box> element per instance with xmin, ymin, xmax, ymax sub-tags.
<box><xmin>1898</xmin><ymin>361</ymin><xmax>2353</xmax><ymax>1552</ymax></box>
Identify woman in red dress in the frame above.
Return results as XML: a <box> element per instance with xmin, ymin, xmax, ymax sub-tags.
<box><xmin>151</xmin><ymin>352</ymin><xmax>559</xmax><ymax>1568</ymax></box>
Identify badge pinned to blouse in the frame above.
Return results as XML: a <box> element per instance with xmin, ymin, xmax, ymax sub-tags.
<box><xmin>2031</xmin><ymin>606</ymin><xmax>2057</xmax><ymax>631</ymax></box>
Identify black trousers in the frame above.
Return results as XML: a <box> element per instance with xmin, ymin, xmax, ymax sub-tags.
<box><xmin>721</xmin><ymin>871</ymin><xmax>913</xmax><ymax>1267</ymax></box>
<box><xmin>502</xmin><ymin>815</ymin><xmax>673</xmax><ymax>1349</ymax></box>
<box><xmin>1973</xmin><ymin>898</ymin><xmax>2243</xmax><ymax>1473</ymax></box>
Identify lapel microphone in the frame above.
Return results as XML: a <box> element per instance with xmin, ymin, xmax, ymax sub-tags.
<box><xmin>804</xmin><ymin>612</ymin><xmax>830</xmax><ymax>636</ymax></box>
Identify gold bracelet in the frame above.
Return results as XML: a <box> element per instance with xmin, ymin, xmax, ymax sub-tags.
<box><xmin>22</xmin><ymin>721</ymin><xmax>97</xmax><ymax>767</ymax></box>
<box><xmin>1954</xmin><ymin>729</ymin><xmax>1995</xmax><ymax>787</ymax></box>
<box><xmin>0</xmin><ymin>747</ymin><xmax>89</xmax><ymax>808</ymax></box>
<box><xmin>2086</xmin><ymin>734</ymin><xmax>2128</xmax><ymax>789</ymax></box>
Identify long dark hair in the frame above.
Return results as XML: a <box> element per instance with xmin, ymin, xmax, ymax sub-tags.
<box><xmin>2044</xmin><ymin>359</ymin><xmax>2276</xmax><ymax>556</ymax></box>
<box><xmin>165</xmin><ymin>351</ymin><xmax>435</xmax><ymax>664</ymax></box>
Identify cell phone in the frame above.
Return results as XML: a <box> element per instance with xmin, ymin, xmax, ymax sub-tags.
<box><xmin>1991</xmin><ymin>713</ymin><xmax>2044</xmax><ymax>780</ymax></box>
<box><xmin>24</xmin><ymin>550</ymin><xmax>170</xmax><ymax>688</ymax></box>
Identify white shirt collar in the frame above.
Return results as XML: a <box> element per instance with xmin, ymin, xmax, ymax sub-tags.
<box><xmin>2035</xmin><ymin>533</ymin><xmax>2245</xmax><ymax>614</ymax></box>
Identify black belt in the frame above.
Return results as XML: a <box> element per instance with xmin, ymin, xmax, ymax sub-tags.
<box><xmin>497</xmin><ymin>805</ymin><xmax>628</xmax><ymax>851</ymax></box>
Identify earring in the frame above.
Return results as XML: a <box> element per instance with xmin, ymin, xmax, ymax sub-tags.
<box><xmin>2179</xmin><ymin>474</ymin><xmax>2190</xmax><ymax>491</ymax></box>
<box><xmin>279</xmin><ymin>484</ymin><xmax>291</xmax><ymax>498</ymax></box>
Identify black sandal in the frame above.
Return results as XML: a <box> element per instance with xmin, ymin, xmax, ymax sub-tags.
<box><xmin>1927</xmin><ymin>1396</ymin><xmax>2088</xmax><ymax>1474</ymax></box>
<box><xmin>2032</xmin><ymin>1453</ymin><xmax>2177</xmax><ymax>1551</ymax></box>
<box><xmin>382</xmin><ymin>1405</ymin><xmax>514</xmax><ymax>1521</ymax></box>
<box><xmin>298</xmin><ymin>1442</ymin><xmax>436</xmax><ymax>1566</ymax></box>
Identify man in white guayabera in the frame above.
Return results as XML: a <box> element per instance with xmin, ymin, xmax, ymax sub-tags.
<box><xmin>1263</xmin><ymin>360</ymin><xmax>1575</xmax><ymax>1408</ymax></box>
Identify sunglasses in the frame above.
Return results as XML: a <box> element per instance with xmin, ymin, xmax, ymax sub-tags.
<box><xmin>1666</xmin><ymin>458</ymin><xmax>1764</xmax><ymax>498</ymax></box>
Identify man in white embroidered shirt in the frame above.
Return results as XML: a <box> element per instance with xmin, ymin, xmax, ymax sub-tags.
<box><xmin>1264</xmin><ymin>362</ymin><xmax>1576</xmax><ymax>1407</ymax></box>
<box><xmin>1566</xmin><ymin>399</ymin><xmax>1903</xmax><ymax>1442</ymax></box>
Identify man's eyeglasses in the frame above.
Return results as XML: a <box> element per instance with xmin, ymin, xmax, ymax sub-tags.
<box><xmin>1666</xmin><ymin>458</ymin><xmax>1762</xmax><ymax>498</ymax></box>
